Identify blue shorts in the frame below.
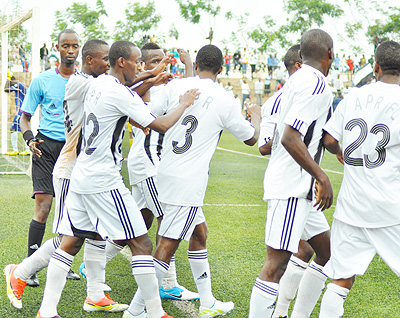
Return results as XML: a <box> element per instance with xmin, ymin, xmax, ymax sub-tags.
<box><xmin>11</xmin><ymin>108</ymin><xmax>22</xmax><ymax>131</ymax></box>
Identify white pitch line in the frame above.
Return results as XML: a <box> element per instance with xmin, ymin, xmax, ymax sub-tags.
<box><xmin>204</xmin><ymin>203</ymin><xmax>263</xmax><ymax>207</ymax></box>
<box><xmin>216</xmin><ymin>147</ymin><xmax>344</xmax><ymax>175</ymax></box>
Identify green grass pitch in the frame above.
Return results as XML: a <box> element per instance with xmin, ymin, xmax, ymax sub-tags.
<box><xmin>0</xmin><ymin>130</ymin><xmax>399</xmax><ymax>317</ymax></box>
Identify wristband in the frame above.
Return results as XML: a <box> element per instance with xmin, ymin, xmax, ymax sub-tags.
<box><xmin>23</xmin><ymin>130</ymin><xmax>35</xmax><ymax>145</ymax></box>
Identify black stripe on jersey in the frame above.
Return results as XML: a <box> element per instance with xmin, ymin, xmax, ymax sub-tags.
<box><xmin>144</xmin><ymin>131</ymin><xmax>154</xmax><ymax>164</ymax></box>
<box><xmin>111</xmin><ymin>116</ymin><xmax>128</xmax><ymax>164</ymax></box>
<box><xmin>280</xmin><ymin>198</ymin><xmax>298</xmax><ymax>250</ymax></box>
<box><xmin>156</xmin><ymin>132</ymin><xmax>164</xmax><ymax>159</ymax></box>
<box><xmin>306</xmin><ymin>108</ymin><xmax>332</xmax><ymax>200</ymax></box>
<box><xmin>76</xmin><ymin>128</ymin><xmax>82</xmax><ymax>157</ymax></box>
<box><xmin>111</xmin><ymin>189</ymin><xmax>135</xmax><ymax>239</ymax></box>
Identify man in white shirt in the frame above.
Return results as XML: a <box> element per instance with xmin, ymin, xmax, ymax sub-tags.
<box><xmin>249</xmin><ymin>29</ymin><xmax>335</xmax><ymax>317</ymax></box>
<box><xmin>32</xmin><ymin>40</ymin><xmax>199</xmax><ymax>318</ymax></box>
<box><xmin>319</xmin><ymin>40</ymin><xmax>400</xmax><ymax>318</ymax></box>
<box><xmin>127</xmin><ymin>44</ymin><xmax>261</xmax><ymax>318</ymax></box>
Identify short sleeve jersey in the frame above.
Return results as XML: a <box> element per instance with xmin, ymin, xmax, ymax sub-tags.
<box><xmin>151</xmin><ymin>76</ymin><xmax>255</xmax><ymax>206</ymax></box>
<box><xmin>53</xmin><ymin>72</ymin><xmax>93</xmax><ymax>179</ymax></box>
<box><xmin>263</xmin><ymin>64</ymin><xmax>332</xmax><ymax>200</ymax></box>
<box><xmin>127</xmin><ymin>86</ymin><xmax>164</xmax><ymax>185</ymax></box>
<box><xmin>9</xmin><ymin>82</ymin><xmax>27</xmax><ymax>109</ymax></box>
<box><xmin>258</xmin><ymin>89</ymin><xmax>283</xmax><ymax>148</ymax></box>
<box><xmin>70</xmin><ymin>74</ymin><xmax>157</xmax><ymax>194</ymax></box>
<box><xmin>324</xmin><ymin>81</ymin><xmax>400</xmax><ymax>228</ymax></box>
<box><xmin>21</xmin><ymin>68</ymin><xmax>69</xmax><ymax>141</ymax></box>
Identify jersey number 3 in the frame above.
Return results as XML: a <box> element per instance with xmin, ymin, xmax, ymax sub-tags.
<box><xmin>344</xmin><ymin>118</ymin><xmax>390</xmax><ymax>169</ymax></box>
<box><xmin>172</xmin><ymin>115</ymin><xmax>198</xmax><ymax>154</ymax></box>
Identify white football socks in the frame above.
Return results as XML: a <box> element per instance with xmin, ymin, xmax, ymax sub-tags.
<box><xmin>39</xmin><ymin>248</ymin><xmax>73</xmax><ymax>317</ymax></box>
<box><xmin>105</xmin><ymin>238</ymin><xmax>123</xmax><ymax>263</ymax></box>
<box><xmin>15</xmin><ymin>236</ymin><xmax>60</xmax><ymax>281</ymax></box>
<box><xmin>188</xmin><ymin>249</ymin><xmax>215</xmax><ymax>307</ymax></box>
<box><xmin>130</xmin><ymin>255</ymin><xmax>164</xmax><ymax>318</ymax></box>
<box><xmin>84</xmin><ymin>239</ymin><xmax>106</xmax><ymax>302</ymax></box>
<box><xmin>291</xmin><ymin>261</ymin><xmax>327</xmax><ymax>318</ymax></box>
<box><xmin>249</xmin><ymin>278</ymin><xmax>279</xmax><ymax>318</ymax></box>
<box><xmin>272</xmin><ymin>256</ymin><xmax>308</xmax><ymax>318</ymax></box>
<box><xmin>162</xmin><ymin>255</ymin><xmax>178</xmax><ymax>289</ymax></box>
<box><xmin>11</xmin><ymin>131</ymin><xmax>18</xmax><ymax>152</ymax></box>
<box><xmin>319</xmin><ymin>283</ymin><xmax>349</xmax><ymax>318</ymax></box>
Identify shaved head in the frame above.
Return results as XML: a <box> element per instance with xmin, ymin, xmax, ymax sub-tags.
<box><xmin>375</xmin><ymin>40</ymin><xmax>400</xmax><ymax>76</ymax></box>
<box><xmin>284</xmin><ymin>44</ymin><xmax>301</xmax><ymax>71</ymax></box>
<box><xmin>300</xmin><ymin>29</ymin><xmax>333</xmax><ymax>61</ymax></box>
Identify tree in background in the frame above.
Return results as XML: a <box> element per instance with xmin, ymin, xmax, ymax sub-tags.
<box><xmin>175</xmin><ymin>0</ymin><xmax>220</xmax><ymax>44</ymax></box>
<box><xmin>114</xmin><ymin>1</ymin><xmax>161</xmax><ymax>46</ymax></box>
<box><xmin>50</xmin><ymin>0</ymin><xmax>109</xmax><ymax>43</ymax></box>
<box><xmin>344</xmin><ymin>0</ymin><xmax>400</xmax><ymax>52</ymax></box>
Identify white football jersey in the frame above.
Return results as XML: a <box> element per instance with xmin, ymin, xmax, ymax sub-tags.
<box><xmin>151</xmin><ymin>76</ymin><xmax>255</xmax><ymax>206</ymax></box>
<box><xmin>264</xmin><ymin>64</ymin><xmax>332</xmax><ymax>200</ymax></box>
<box><xmin>324</xmin><ymin>81</ymin><xmax>400</xmax><ymax>228</ymax></box>
<box><xmin>128</xmin><ymin>86</ymin><xmax>164</xmax><ymax>185</ymax></box>
<box><xmin>258</xmin><ymin>89</ymin><xmax>283</xmax><ymax>148</ymax></box>
<box><xmin>53</xmin><ymin>72</ymin><xmax>93</xmax><ymax>179</ymax></box>
<box><xmin>70</xmin><ymin>74</ymin><xmax>157</xmax><ymax>194</ymax></box>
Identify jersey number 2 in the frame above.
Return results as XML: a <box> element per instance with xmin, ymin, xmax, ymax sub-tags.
<box><xmin>82</xmin><ymin>112</ymin><xmax>99</xmax><ymax>155</ymax></box>
<box><xmin>172</xmin><ymin>115</ymin><xmax>198</xmax><ymax>154</ymax></box>
<box><xmin>344</xmin><ymin>118</ymin><xmax>390</xmax><ymax>169</ymax></box>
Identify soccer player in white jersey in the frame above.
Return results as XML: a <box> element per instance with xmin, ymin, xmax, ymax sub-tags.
<box><xmin>33</xmin><ymin>40</ymin><xmax>199</xmax><ymax>318</ymax></box>
<box><xmin>259</xmin><ymin>44</ymin><xmax>332</xmax><ymax>318</ymax></box>
<box><xmin>3</xmin><ymin>39</ymin><xmax>129</xmax><ymax>313</ymax></box>
<box><xmin>249</xmin><ymin>29</ymin><xmax>335</xmax><ymax>317</ymax></box>
<box><xmin>126</xmin><ymin>44</ymin><xmax>261</xmax><ymax>318</ymax></box>
<box><xmin>318</xmin><ymin>40</ymin><xmax>400</xmax><ymax>317</ymax></box>
<box><xmin>127</xmin><ymin>42</ymin><xmax>199</xmax><ymax>302</ymax></box>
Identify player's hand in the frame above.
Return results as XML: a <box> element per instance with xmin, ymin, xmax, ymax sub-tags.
<box><xmin>28</xmin><ymin>139</ymin><xmax>44</xmax><ymax>157</ymax></box>
<box><xmin>129</xmin><ymin>118</ymin><xmax>150</xmax><ymax>136</ymax></box>
<box><xmin>177</xmin><ymin>48</ymin><xmax>191</xmax><ymax>65</ymax></box>
<box><xmin>246</xmin><ymin>102</ymin><xmax>261</xmax><ymax>121</ymax></box>
<box><xmin>152</xmin><ymin>72</ymin><xmax>173</xmax><ymax>86</ymax></box>
<box><xmin>151</xmin><ymin>55</ymin><xmax>172</xmax><ymax>76</ymax></box>
<box><xmin>313</xmin><ymin>176</ymin><xmax>333</xmax><ymax>211</ymax></box>
<box><xmin>336</xmin><ymin>153</ymin><xmax>344</xmax><ymax>165</ymax></box>
<box><xmin>179</xmin><ymin>89</ymin><xmax>200</xmax><ymax>108</ymax></box>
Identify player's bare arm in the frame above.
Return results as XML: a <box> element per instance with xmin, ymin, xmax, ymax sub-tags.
<box><xmin>20</xmin><ymin>113</ymin><xmax>44</xmax><ymax>157</ymax></box>
<box><xmin>132</xmin><ymin>72</ymin><xmax>173</xmax><ymax>97</ymax></box>
<box><xmin>177</xmin><ymin>48</ymin><xmax>193</xmax><ymax>77</ymax></box>
<box><xmin>244</xmin><ymin>103</ymin><xmax>261</xmax><ymax>146</ymax></box>
<box><xmin>148</xmin><ymin>88</ymin><xmax>200</xmax><ymax>133</ymax></box>
<box><xmin>134</xmin><ymin>55</ymin><xmax>172</xmax><ymax>83</ymax></box>
<box><xmin>281</xmin><ymin>125</ymin><xmax>333</xmax><ymax>211</ymax></box>
<box><xmin>322</xmin><ymin>131</ymin><xmax>344</xmax><ymax>165</ymax></box>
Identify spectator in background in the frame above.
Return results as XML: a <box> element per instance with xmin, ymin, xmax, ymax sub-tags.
<box><xmin>264</xmin><ymin>73</ymin><xmax>271</xmax><ymax>95</ymax></box>
<box><xmin>19</xmin><ymin>44</ymin><xmax>26</xmax><ymax>63</ymax></box>
<box><xmin>272</xmin><ymin>54</ymin><xmax>279</xmax><ymax>72</ymax></box>
<box><xmin>346</xmin><ymin>55</ymin><xmax>354</xmax><ymax>79</ymax></box>
<box><xmin>250</xmin><ymin>49</ymin><xmax>258</xmax><ymax>79</ymax></box>
<box><xmin>225</xmin><ymin>81</ymin><xmax>234</xmax><ymax>93</ymax></box>
<box><xmin>224</xmin><ymin>49</ymin><xmax>232</xmax><ymax>77</ymax></box>
<box><xmin>267</xmin><ymin>54</ymin><xmax>274</xmax><ymax>74</ymax></box>
<box><xmin>332</xmin><ymin>91</ymin><xmax>343</xmax><ymax>112</ymax></box>
<box><xmin>233</xmin><ymin>49</ymin><xmax>241</xmax><ymax>71</ymax></box>
<box><xmin>241</xmin><ymin>47</ymin><xmax>249</xmax><ymax>75</ymax></box>
<box><xmin>340</xmin><ymin>53</ymin><xmax>349</xmax><ymax>73</ymax></box>
<box><xmin>331</xmin><ymin>66</ymin><xmax>339</xmax><ymax>85</ymax></box>
<box><xmin>240</xmin><ymin>77</ymin><xmax>250</xmax><ymax>109</ymax></box>
<box><xmin>255</xmin><ymin>77</ymin><xmax>263</xmax><ymax>105</ymax></box>
<box><xmin>40</xmin><ymin>43</ymin><xmax>48</xmax><ymax>72</ymax></box>
<box><xmin>360</xmin><ymin>54</ymin><xmax>366</xmax><ymax>67</ymax></box>
<box><xmin>334</xmin><ymin>73</ymin><xmax>344</xmax><ymax>92</ymax></box>
<box><xmin>333</xmin><ymin>53</ymin><xmax>340</xmax><ymax>69</ymax></box>
<box><xmin>258</xmin><ymin>50</ymin><xmax>267</xmax><ymax>72</ymax></box>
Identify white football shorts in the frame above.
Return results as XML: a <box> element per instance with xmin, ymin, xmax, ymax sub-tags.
<box><xmin>301</xmin><ymin>206</ymin><xmax>330</xmax><ymax>241</ymax></box>
<box><xmin>158</xmin><ymin>204</ymin><xmax>206</xmax><ymax>241</ymax></box>
<box><xmin>58</xmin><ymin>187</ymin><xmax>148</xmax><ymax>241</ymax></box>
<box><xmin>131</xmin><ymin>176</ymin><xmax>163</xmax><ymax>218</ymax></box>
<box><xmin>324</xmin><ymin>218</ymin><xmax>400</xmax><ymax>279</ymax></box>
<box><xmin>52</xmin><ymin>176</ymin><xmax>70</xmax><ymax>234</ymax></box>
<box><xmin>265</xmin><ymin>197</ymin><xmax>312</xmax><ymax>253</ymax></box>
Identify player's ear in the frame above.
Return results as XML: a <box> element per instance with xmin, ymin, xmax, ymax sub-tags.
<box><xmin>117</xmin><ymin>57</ymin><xmax>125</xmax><ymax>68</ymax></box>
<box><xmin>86</xmin><ymin>55</ymin><xmax>93</xmax><ymax>65</ymax></box>
<box><xmin>217</xmin><ymin>66</ymin><xmax>223</xmax><ymax>75</ymax></box>
<box><xmin>373</xmin><ymin>61</ymin><xmax>380</xmax><ymax>77</ymax></box>
<box><xmin>298</xmin><ymin>50</ymin><xmax>302</xmax><ymax>60</ymax></box>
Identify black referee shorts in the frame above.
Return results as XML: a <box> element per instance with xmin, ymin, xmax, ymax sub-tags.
<box><xmin>31</xmin><ymin>132</ymin><xmax>65</xmax><ymax>198</ymax></box>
